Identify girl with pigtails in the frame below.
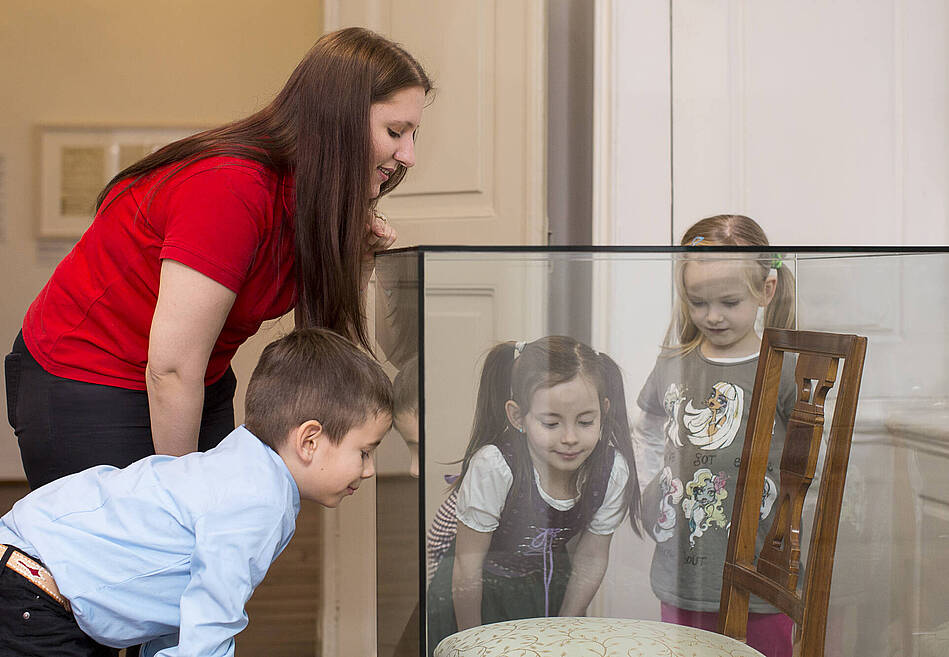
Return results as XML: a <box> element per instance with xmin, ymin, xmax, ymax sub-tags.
<box><xmin>634</xmin><ymin>215</ymin><xmax>799</xmax><ymax>657</ymax></box>
<box><xmin>426</xmin><ymin>336</ymin><xmax>642</xmax><ymax>654</ymax></box>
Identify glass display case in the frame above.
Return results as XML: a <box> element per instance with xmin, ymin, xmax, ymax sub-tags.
<box><xmin>373</xmin><ymin>247</ymin><xmax>949</xmax><ymax>657</ymax></box>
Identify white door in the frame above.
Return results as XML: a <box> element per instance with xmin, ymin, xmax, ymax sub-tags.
<box><xmin>597</xmin><ymin>0</ymin><xmax>949</xmax><ymax>246</ymax></box>
<box><xmin>320</xmin><ymin>3</ymin><xmax>548</xmax><ymax>656</ymax></box>
<box><xmin>669</xmin><ymin>0</ymin><xmax>948</xmax><ymax>246</ymax></box>
<box><xmin>595</xmin><ymin>2</ymin><xmax>949</xmax><ymax>652</ymax></box>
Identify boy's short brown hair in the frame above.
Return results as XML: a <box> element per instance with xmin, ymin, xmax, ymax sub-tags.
<box><xmin>245</xmin><ymin>328</ymin><xmax>393</xmax><ymax>449</ymax></box>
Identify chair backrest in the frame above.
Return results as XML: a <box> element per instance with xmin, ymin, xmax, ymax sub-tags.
<box><xmin>718</xmin><ymin>328</ymin><xmax>867</xmax><ymax>657</ymax></box>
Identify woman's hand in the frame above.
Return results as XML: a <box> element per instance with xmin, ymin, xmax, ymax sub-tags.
<box><xmin>361</xmin><ymin>209</ymin><xmax>398</xmax><ymax>291</ymax></box>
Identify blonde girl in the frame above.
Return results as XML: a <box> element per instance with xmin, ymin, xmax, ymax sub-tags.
<box><xmin>635</xmin><ymin>215</ymin><xmax>798</xmax><ymax>657</ymax></box>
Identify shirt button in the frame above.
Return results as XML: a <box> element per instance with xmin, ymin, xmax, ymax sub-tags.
<box><xmin>22</xmin><ymin>611</ymin><xmax>31</xmax><ymax>620</ymax></box>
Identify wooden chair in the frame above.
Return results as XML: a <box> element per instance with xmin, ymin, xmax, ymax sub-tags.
<box><xmin>719</xmin><ymin>328</ymin><xmax>868</xmax><ymax>657</ymax></box>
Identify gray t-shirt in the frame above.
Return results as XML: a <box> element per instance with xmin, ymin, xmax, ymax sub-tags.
<box><xmin>638</xmin><ymin>347</ymin><xmax>797</xmax><ymax>613</ymax></box>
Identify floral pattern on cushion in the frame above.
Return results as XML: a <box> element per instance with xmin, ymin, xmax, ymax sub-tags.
<box><xmin>434</xmin><ymin>617</ymin><xmax>766</xmax><ymax>657</ymax></box>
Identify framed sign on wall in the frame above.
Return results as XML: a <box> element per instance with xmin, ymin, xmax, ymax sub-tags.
<box><xmin>37</xmin><ymin>125</ymin><xmax>204</xmax><ymax>238</ymax></box>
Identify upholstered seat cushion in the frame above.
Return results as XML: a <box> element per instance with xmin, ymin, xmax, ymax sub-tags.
<box><xmin>434</xmin><ymin>617</ymin><xmax>766</xmax><ymax>657</ymax></box>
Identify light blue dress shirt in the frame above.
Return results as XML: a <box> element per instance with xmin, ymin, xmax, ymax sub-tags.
<box><xmin>0</xmin><ymin>425</ymin><xmax>300</xmax><ymax>657</ymax></box>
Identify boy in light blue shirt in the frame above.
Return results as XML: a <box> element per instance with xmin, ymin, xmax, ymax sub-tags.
<box><xmin>0</xmin><ymin>328</ymin><xmax>392</xmax><ymax>657</ymax></box>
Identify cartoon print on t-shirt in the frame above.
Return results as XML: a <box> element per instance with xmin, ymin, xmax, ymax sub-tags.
<box><xmin>683</xmin><ymin>381</ymin><xmax>743</xmax><ymax>450</ymax></box>
<box><xmin>662</xmin><ymin>383</ymin><xmax>686</xmax><ymax>448</ymax></box>
<box><xmin>760</xmin><ymin>474</ymin><xmax>777</xmax><ymax>519</ymax></box>
<box><xmin>681</xmin><ymin>468</ymin><xmax>728</xmax><ymax>547</ymax></box>
<box><xmin>653</xmin><ymin>466</ymin><xmax>684</xmax><ymax>542</ymax></box>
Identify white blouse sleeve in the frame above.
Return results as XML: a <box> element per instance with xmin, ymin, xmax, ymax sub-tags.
<box><xmin>454</xmin><ymin>445</ymin><xmax>513</xmax><ymax>533</ymax></box>
<box><xmin>587</xmin><ymin>451</ymin><xmax>631</xmax><ymax>535</ymax></box>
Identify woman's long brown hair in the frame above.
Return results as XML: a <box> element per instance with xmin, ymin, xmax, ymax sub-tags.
<box><xmin>94</xmin><ymin>28</ymin><xmax>431</xmax><ymax>350</ymax></box>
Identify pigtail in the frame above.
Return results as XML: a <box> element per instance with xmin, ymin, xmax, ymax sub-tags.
<box><xmin>764</xmin><ymin>257</ymin><xmax>796</xmax><ymax>330</ymax></box>
<box><xmin>598</xmin><ymin>353</ymin><xmax>643</xmax><ymax>536</ymax></box>
<box><xmin>451</xmin><ymin>341</ymin><xmax>517</xmax><ymax>493</ymax></box>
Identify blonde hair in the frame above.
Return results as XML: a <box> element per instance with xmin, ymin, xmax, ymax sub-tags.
<box><xmin>663</xmin><ymin>214</ymin><xmax>796</xmax><ymax>357</ymax></box>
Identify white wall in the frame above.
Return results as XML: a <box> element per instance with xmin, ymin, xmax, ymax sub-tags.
<box><xmin>593</xmin><ymin>0</ymin><xmax>672</xmax><ymax>247</ymax></box>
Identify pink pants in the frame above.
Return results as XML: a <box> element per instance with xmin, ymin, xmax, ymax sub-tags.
<box><xmin>660</xmin><ymin>602</ymin><xmax>793</xmax><ymax>657</ymax></box>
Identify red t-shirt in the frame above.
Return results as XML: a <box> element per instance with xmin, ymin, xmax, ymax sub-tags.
<box><xmin>22</xmin><ymin>156</ymin><xmax>296</xmax><ymax>390</ymax></box>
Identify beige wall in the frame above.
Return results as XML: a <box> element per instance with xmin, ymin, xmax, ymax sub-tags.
<box><xmin>0</xmin><ymin>0</ymin><xmax>323</xmax><ymax>479</ymax></box>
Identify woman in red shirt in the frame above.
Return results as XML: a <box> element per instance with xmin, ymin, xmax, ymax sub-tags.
<box><xmin>4</xmin><ymin>27</ymin><xmax>430</xmax><ymax>489</ymax></box>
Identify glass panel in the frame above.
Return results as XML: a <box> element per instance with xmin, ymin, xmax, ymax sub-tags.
<box><xmin>375</xmin><ymin>248</ymin><xmax>949</xmax><ymax>657</ymax></box>
<box><xmin>374</xmin><ymin>249</ymin><xmax>422</xmax><ymax>657</ymax></box>
<box><xmin>797</xmin><ymin>251</ymin><xmax>949</xmax><ymax>656</ymax></box>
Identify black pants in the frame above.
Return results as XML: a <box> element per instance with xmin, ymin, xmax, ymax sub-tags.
<box><xmin>0</xmin><ymin>545</ymin><xmax>113</xmax><ymax>657</ymax></box>
<box><xmin>4</xmin><ymin>331</ymin><xmax>236</xmax><ymax>489</ymax></box>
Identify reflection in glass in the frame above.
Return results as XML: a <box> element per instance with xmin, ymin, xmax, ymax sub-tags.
<box><xmin>374</xmin><ymin>247</ymin><xmax>949</xmax><ymax>657</ymax></box>
<box><xmin>393</xmin><ymin>358</ymin><xmax>420</xmax><ymax>479</ymax></box>
<box><xmin>425</xmin><ymin>336</ymin><xmax>642</xmax><ymax>654</ymax></box>
<box><xmin>375</xmin><ymin>250</ymin><xmax>422</xmax><ymax>657</ymax></box>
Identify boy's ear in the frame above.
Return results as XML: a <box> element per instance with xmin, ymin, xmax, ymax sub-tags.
<box><xmin>505</xmin><ymin>400</ymin><xmax>524</xmax><ymax>432</ymax></box>
<box><xmin>293</xmin><ymin>419</ymin><xmax>325</xmax><ymax>463</ymax></box>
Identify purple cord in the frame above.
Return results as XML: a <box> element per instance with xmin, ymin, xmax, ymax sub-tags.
<box><xmin>526</xmin><ymin>528</ymin><xmax>562</xmax><ymax>616</ymax></box>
